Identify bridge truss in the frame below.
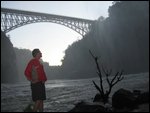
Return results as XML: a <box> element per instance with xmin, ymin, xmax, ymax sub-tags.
<box><xmin>1</xmin><ymin>8</ymin><xmax>95</xmax><ymax>36</ymax></box>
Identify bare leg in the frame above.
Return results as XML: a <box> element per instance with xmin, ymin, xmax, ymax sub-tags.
<box><xmin>39</xmin><ymin>100</ymin><xmax>44</xmax><ymax>112</ymax></box>
<box><xmin>33</xmin><ymin>100</ymin><xmax>41</xmax><ymax>112</ymax></box>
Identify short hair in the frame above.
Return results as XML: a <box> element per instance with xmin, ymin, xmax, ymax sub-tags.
<box><xmin>32</xmin><ymin>49</ymin><xmax>40</xmax><ymax>57</ymax></box>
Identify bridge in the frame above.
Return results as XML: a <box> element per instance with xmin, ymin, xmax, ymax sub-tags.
<box><xmin>1</xmin><ymin>8</ymin><xmax>95</xmax><ymax>36</ymax></box>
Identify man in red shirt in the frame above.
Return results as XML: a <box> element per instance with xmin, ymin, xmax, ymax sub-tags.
<box><xmin>25</xmin><ymin>49</ymin><xmax>47</xmax><ymax>112</ymax></box>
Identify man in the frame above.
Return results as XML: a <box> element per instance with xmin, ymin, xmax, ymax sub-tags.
<box><xmin>25</xmin><ymin>49</ymin><xmax>47</xmax><ymax>112</ymax></box>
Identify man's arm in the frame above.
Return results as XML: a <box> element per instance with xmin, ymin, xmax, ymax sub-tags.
<box><xmin>24</xmin><ymin>61</ymin><xmax>32</xmax><ymax>81</ymax></box>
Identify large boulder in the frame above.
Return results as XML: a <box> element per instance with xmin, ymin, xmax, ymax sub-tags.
<box><xmin>112</xmin><ymin>88</ymin><xmax>136</xmax><ymax>110</ymax></box>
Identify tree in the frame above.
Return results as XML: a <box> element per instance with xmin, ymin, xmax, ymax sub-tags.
<box><xmin>89</xmin><ymin>50</ymin><xmax>124</xmax><ymax>104</ymax></box>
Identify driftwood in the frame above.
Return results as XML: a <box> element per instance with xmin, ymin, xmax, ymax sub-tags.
<box><xmin>89</xmin><ymin>50</ymin><xmax>124</xmax><ymax>104</ymax></box>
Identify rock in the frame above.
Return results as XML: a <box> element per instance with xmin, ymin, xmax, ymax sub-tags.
<box><xmin>135</xmin><ymin>91</ymin><xmax>149</xmax><ymax>104</ymax></box>
<box><xmin>68</xmin><ymin>101</ymin><xmax>110</xmax><ymax>112</ymax></box>
<box><xmin>93</xmin><ymin>93</ymin><xmax>101</xmax><ymax>102</ymax></box>
<box><xmin>23</xmin><ymin>103</ymin><xmax>34</xmax><ymax>112</ymax></box>
<box><xmin>93</xmin><ymin>93</ymin><xmax>109</xmax><ymax>104</ymax></box>
<box><xmin>131</xmin><ymin>103</ymin><xmax>149</xmax><ymax>112</ymax></box>
<box><xmin>112</xmin><ymin>88</ymin><xmax>136</xmax><ymax>110</ymax></box>
<box><xmin>133</xmin><ymin>90</ymin><xmax>141</xmax><ymax>97</ymax></box>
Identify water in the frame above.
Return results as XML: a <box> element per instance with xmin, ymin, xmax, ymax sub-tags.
<box><xmin>1</xmin><ymin>73</ymin><xmax>149</xmax><ymax>112</ymax></box>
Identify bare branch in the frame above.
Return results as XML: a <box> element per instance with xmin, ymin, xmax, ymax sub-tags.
<box><xmin>89</xmin><ymin>50</ymin><xmax>96</xmax><ymax>60</ymax></box>
<box><xmin>89</xmin><ymin>50</ymin><xmax>104</xmax><ymax>94</ymax></box>
<box><xmin>111</xmin><ymin>70</ymin><xmax>124</xmax><ymax>86</ymax></box>
<box><xmin>92</xmin><ymin>80</ymin><xmax>102</xmax><ymax>94</ymax></box>
<box><xmin>89</xmin><ymin>50</ymin><xmax>124</xmax><ymax>104</ymax></box>
<box><xmin>110</xmin><ymin>72</ymin><xmax>119</xmax><ymax>84</ymax></box>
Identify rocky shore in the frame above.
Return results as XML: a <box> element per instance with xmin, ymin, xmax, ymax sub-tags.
<box><xmin>69</xmin><ymin>89</ymin><xmax>149</xmax><ymax>112</ymax></box>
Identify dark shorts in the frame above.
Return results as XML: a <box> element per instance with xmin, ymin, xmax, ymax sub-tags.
<box><xmin>31</xmin><ymin>82</ymin><xmax>46</xmax><ymax>101</ymax></box>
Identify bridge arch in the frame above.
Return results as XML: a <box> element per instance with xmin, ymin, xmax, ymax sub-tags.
<box><xmin>1</xmin><ymin>8</ymin><xmax>94</xmax><ymax>36</ymax></box>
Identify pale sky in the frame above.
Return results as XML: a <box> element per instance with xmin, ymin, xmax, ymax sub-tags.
<box><xmin>1</xmin><ymin>1</ymin><xmax>113</xmax><ymax>66</ymax></box>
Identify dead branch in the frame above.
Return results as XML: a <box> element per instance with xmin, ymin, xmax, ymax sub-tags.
<box><xmin>89</xmin><ymin>50</ymin><xmax>124</xmax><ymax>103</ymax></box>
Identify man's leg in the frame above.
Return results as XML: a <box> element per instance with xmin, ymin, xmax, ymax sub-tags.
<box><xmin>39</xmin><ymin>100</ymin><xmax>44</xmax><ymax>112</ymax></box>
<box><xmin>33</xmin><ymin>100</ymin><xmax>41</xmax><ymax>112</ymax></box>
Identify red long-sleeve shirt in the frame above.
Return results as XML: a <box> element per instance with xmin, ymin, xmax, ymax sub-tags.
<box><xmin>25</xmin><ymin>58</ymin><xmax>47</xmax><ymax>82</ymax></box>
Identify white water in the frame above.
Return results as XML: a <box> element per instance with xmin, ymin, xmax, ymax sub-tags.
<box><xmin>1</xmin><ymin>73</ymin><xmax>149</xmax><ymax>112</ymax></box>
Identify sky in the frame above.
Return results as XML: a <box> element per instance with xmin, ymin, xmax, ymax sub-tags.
<box><xmin>1</xmin><ymin>1</ymin><xmax>113</xmax><ymax>66</ymax></box>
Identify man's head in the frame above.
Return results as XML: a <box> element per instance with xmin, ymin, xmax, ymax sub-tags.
<box><xmin>32</xmin><ymin>49</ymin><xmax>42</xmax><ymax>59</ymax></box>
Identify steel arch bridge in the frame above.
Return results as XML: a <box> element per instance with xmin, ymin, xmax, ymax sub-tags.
<box><xmin>1</xmin><ymin>8</ymin><xmax>95</xmax><ymax>36</ymax></box>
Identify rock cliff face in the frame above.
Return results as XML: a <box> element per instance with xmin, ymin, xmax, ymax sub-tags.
<box><xmin>1</xmin><ymin>31</ymin><xmax>18</xmax><ymax>83</ymax></box>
